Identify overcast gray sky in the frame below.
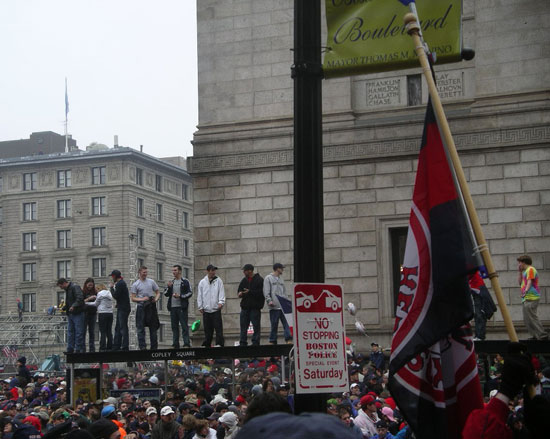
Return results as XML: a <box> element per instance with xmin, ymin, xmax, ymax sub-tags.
<box><xmin>0</xmin><ymin>0</ymin><xmax>197</xmax><ymax>159</ymax></box>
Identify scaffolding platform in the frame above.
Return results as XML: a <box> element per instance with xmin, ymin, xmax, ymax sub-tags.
<box><xmin>65</xmin><ymin>344</ymin><xmax>293</xmax><ymax>364</ymax></box>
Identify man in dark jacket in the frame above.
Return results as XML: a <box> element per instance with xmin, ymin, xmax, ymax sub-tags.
<box><xmin>16</xmin><ymin>357</ymin><xmax>31</xmax><ymax>387</ymax></box>
<box><xmin>57</xmin><ymin>278</ymin><xmax>85</xmax><ymax>353</ymax></box>
<box><xmin>164</xmin><ymin>265</ymin><xmax>193</xmax><ymax>348</ymax></box>
<box><xmin>110</xmin><ymin>270</ymin><xmax>130</xmax><ymax>351</ymax></box>
<box><xmin>238</xmin><ymin>264</ymin><xmax>265</xmax><ymax>346</ymax></box>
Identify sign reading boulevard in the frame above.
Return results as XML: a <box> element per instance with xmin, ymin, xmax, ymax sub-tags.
<box><xmin>323</xmin><ymin>0</ymin><xmax>463</xmax><ymax>77</ymax></box>
<box><xmin>293</xmin><ymin>283</ymin><xmax>348</xmax><ymax>394</ymax></box>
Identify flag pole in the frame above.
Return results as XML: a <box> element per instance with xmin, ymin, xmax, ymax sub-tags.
<box><xmin>65</xmin><ymin>77</ymin><xmax>69</xmax><ymax>153</ymax></box>
<box><xmin>403</xmin><ymin>13</ymin><xmax>519</xmax><ymax>343</ymax></box>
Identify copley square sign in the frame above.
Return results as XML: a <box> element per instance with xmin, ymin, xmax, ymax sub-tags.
<box><xmin>323</xmin><ymin>0</ymin><xmax>463</xmax><ymax>77</ymax></box>
<box><xmin>293</xmin><ymin>283</ymin><xmax>348</xmax><ymax>393</ymax></box>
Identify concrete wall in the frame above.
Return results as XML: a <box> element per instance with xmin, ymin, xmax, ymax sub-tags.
<box><xmin>190</xmin><ymin>0</ymin><xmax>550</xmax><ymax>349</ymax></box>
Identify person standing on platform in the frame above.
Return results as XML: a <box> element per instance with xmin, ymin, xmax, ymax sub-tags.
<box><xmin>57</xmin><ymin>278</ymin><xmax>85</xmax><ymax>353</ymax></box>
<box><xmin>91</xmin><ymin>283</ymin><xmax>114</xmax><ymax>351</ymax></box>
<box><xmin>468</xmin><ymin>270</ymin><xmax>496</xmax><ymax>341</ymax></box>
<box><xmin>237</xmin><ymin>264</ymin><xmax>264</xmax><ymax>346</ymax></box>
<box><xmin>197</xmin><ymin>265</ymin><xmax>225</xmax><ymax>347</ymax></box>
<box><xmin>16</xmin><ymin>298</ymin><xmax>23</xmax><ymax>322</ymax></box>
<box><xmin>131</xmin><ymin>266</ymin><xmax>160</xmax><ymax>350</ymax></box>
<box><xmin>264</xmin><ymin>263</ymin><xmax>292</xmax><ymax>345</ymax></box>
<box><xmin>165</xmin><ymin>264</ymin><xmax>193</xmax><ymax>348</ymax></box>
<box><xmin>110</xmin><ymin>270</ymin><xmax>130</xmax><ymax>351</ymax></box>
<box><xmin>517</xmin><ymin>254</ymin><xmax>548</xmax><ymax>340</ymax></box>
<box><xmin>82</xmin><ymin>277</ymin><xmax>97</xmax><ymax>352</ymax></box>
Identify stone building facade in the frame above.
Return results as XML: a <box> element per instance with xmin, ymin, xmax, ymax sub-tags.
<box><xmin>189</xmin><ymin>0</ymin><xmax>549</xmax><ymax>348</ymax></box>
<box><xmin>0</xmin><ymin>147</ymin><xmax>193</xmax><ymax>348</ymax></box>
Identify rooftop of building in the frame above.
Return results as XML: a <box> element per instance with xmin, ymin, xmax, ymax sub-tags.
<box><xmin>0</xmin><ymin>144</ymin><xmax>190</xmax><ymax>178</ymax></box>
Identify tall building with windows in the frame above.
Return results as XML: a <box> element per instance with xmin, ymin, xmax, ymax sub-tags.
<box><xmin>189</xmin><ymin>0</ymin><xmax>549</xmax><ymax>347</ymax></box>
<box><xmin>0</xmin><ymin>147</ymin><xmax>193</xmax><ymax>346</ymax></box>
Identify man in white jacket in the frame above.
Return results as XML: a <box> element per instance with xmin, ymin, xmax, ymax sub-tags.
<box><xmin>197</xmin><ymin>264</ymin><xmax>225</xmax><ymax>347</ymax></box>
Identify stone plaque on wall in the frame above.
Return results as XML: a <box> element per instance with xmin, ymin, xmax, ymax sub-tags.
<box><xmin>366</xmin><ymin>78</ymin><xmax>402</xmax><ymax>107</ymax></box>
<box><xmin>40</xmin><ymin>171</ymin><xmax>54</xmax><ymax>187</ymax></box>
<box><xmin>109</xmin><ymin>166</ymin><xmax>121</xmax><ymax>181</ymax></box>
<box><xmin>435</xmin><ymin>71</ymin><xmax>464</xmax><ymax>100</ymax></box>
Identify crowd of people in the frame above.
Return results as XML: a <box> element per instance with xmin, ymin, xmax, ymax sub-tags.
<box><xmin>53</xmin><ymin>262</ymin><xmax>293</xmax><ymax>354</ymax></box>
<box><xmin>1</xmin><ymin>339</ymin><xmax>549</xmax><ymax>439</ymax></box>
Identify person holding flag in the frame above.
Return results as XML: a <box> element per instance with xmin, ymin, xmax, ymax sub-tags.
<box><xmin>264</xmin><ymin>263</ymin><xmax>292</xmax><ymax>345</ymax></box>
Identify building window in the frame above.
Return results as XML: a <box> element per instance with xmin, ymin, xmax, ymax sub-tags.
<box><xmin>183</xmin><ymin>239</ymin><xmax>189</xmax><ymax>257</ymax></box>
<box><xmin>92</xmin><ymin>197</ymin><xmax>106</xmax><ymax>215</ymax></box>
<box><xmin>23</xmin><ymin>263</ymin><xmax>37</xmax><ymax>281</ymax></box>
<box><xmin>92</xmin><ymin>166</ymin><xmax>106</xmax><ymax>185</ymax></box>
<box><xmin>23</xmin><ymin>202</ymin><xmax>37</xmax><ymax>221</ymax></box>
<box><xmin>136</xmin><ymin>198</ymin><xmax>144</xmax><ymax>217</ymax></box>
<box><xmin>23</xmin><ymin>232</ymin><xmax>37</xmax><ymax>251</ymax></box>
<box><xmin>0</xmin><ymin>176</ymin><xmax>3</xmax><ymax>192</ymax></box>
<box><xmin>407</xmin><ymin>74</ymin><xmax>422</xmax><ymax>107</ymax></box>
<box><xmin>156</xmin><ymin>233</ymin><xmax>163</xmax><ymax>251</ymax></box>
<box><xmin>136</xmin><ymin>168</ymin><xmax>143</xmax><ymax>186</ymax></box>
<box><xmin>156</xmin><ymin>204</ymin><xmax>163</xmax><ymax>222</ymax></box>
<box><xmin>155</xmin><ymin>175</ymin><xmax>162</xmax><ymax>192</ymax></box>
<box><xmin>137</xmin><ymin>258</ymin><xmax>145</xmax><ymax>270</ymax></box>
<box><xmin>23</xmin><ymin>173</ymin><xmax>37</xmax><ymax>191</ymax></box>
<box><xmin>183</xmin><ymin>212</ymin><xmax>189</xmax><ymax>229</ymax></box>
<box><xmin>390</xmin><ymin>227</ymin><xmax>409</xmax><ymax>315</ymax></box>
<box><xmin>92</xmin><ymin>227</ymin><xmax>106</xmax><ymax>246</ymax></box>
<box><xmin>157</xmin><ymin>262</ymin><xmax>164</xmax><ymax>281</ymax></box>
<box><xmin>57</xmin><ymin>200</ymin><xmax>71</xmax><ymax>218</ymax></box>
<box><xmin>183</xmin><ymin>267</ymin><xmax>189</xmax><ymax>279</ymax></box>
<box><xmin>182</xmin><ymin>183</ymin><xmax>189</xmax><ymax>201</ymax></box>
<box><xmin>137</xmin><ymin>228</ymin><xmax>145</xmax><ymax>247</ymax></box>
<box><xmin>57</xmin><ymin>170</ymin><xmax>71</xmax><ymax>188</ymax></box>
<box><xmin>176</xmin><ymin>209</ymin><xmax>179</xmax><ymax>223</ymax></box>
<box><xmin>57</xmin><ymin>260</ymin><xmax>71</xmax><ymax>279</ymax></box>
<box><xmin>23</xmin><ymin>293</ymin><xmax>36</xmax><ymax>312</ymax></box>
<box><xmin>57</xmin><ymin>230</ymin><xmax>72</xmax><ymax>249</ymax></box>
<box><xmin>92</xmin><ymin>258</ymin><xmax>106</xmax><ymax>277</ymax></box>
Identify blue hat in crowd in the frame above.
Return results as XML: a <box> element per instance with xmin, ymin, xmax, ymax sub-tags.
<box><xmin>101</xmin><ymin>405</ymin><xmax>115</xmax><ymax>417</ymax></box>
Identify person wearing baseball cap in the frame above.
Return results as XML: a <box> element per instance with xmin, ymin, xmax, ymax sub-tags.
<box><xmin>110</xmin><ymin>269</ymin><xmax>130</xmax><ymax>352</ymax></box>
<box><xmin>237</xmin><ymin>264</ymin><xmax>264</xmax><ymax>346</ymax></box>
<box><xmin>152</xmin><ymin>406</ymin><xmax>181</xmax><ymax>438</ymax></box>
<box><xmin>263</xmin><ymin>263</ymin><xmax>292</xmax><ymax>345</ymax></box>
<box><xmin>101</xmin><ymin>405</ymin><xmax>126</xmax><ymax>439</ymax></box>
<box><xmin>354</xmin><ymin>395</ymin><xmax>379</xmax><ymax>438</ymax></box>
<box><xmin>145</xmin><ymin>406</ymin><xmax>157</xmax><ymax>432</ymax></box>
<box><xmin>197</xmin><ymin>265</ymin><xmax>225</xmax><ymax>347</ymax></box>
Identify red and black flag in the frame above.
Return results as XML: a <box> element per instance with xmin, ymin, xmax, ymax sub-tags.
<box><xmin>388</xmin><ymin>100</ymin><xmax>484</xmax><ymax>439</ymax></box>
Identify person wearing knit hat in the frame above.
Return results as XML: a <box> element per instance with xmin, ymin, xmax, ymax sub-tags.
<box><xmin>235</xmin><ymin>412</ymin><xmax>357</xmax><ymax>438</ymax></box>
<box><xmin>66</xmin><ymin>429</ymin><xmax>95</xmax><ymax>439</ymax></box>
<box><xmin>89</xmin><ymin>418</ymin><xmax>120</xmax><ymax>438</ymax></box>
<box><xmin>11</xmin><ymin>421</ymin><xmax>42</xmax><ymax>439</ymax></box>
